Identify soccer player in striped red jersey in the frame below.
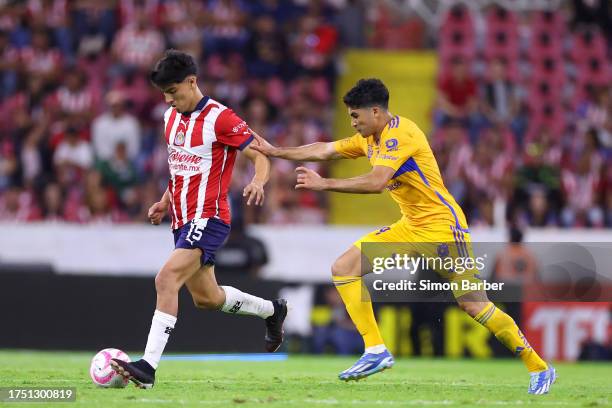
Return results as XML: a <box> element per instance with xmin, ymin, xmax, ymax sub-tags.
<box><xmin>110</xmin><ymin>50</ymin><xmax>287</xmax><ymax>389</ymax></box>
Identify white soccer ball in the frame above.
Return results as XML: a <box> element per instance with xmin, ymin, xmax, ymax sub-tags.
<box><xmin>90</xmin><ymin>348</ymin><xmax>131</xmax><ymax>388</ymax></box>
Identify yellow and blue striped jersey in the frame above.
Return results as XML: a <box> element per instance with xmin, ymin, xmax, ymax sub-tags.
<box><xmin>333</xmin><ymin>115</ymin><xmax>469</xmax><ymax>230</ymax></box>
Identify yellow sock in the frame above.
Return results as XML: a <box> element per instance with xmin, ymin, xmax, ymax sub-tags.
<box><xmin>332</xmin><ymin>276</ymin><xmax>384</xmax><ymax>348</ymax></box>
<box><xmin>474</xmin><ymin>303</ymin><xmax>547</xmax><ymax>372</ymax></box>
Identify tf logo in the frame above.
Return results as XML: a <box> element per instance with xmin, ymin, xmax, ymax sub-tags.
<box><xmin>175</xmin><ymin>130</ymin><xmax>186</xmax><ymax>146</ymax></box>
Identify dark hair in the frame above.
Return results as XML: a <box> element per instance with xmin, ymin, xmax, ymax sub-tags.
<box><xmin>509</xmin><ymin>226</ymin><xmax>523</xmax><ymax>243</ymax></box>
<box><xmin>149</xmin><ymin>49</ymin><xmax>198</xmax><ymax>88</ymax></box>
<box><xmin>342</xmin><ymin>78</ymin><xmax>389</xmax><ymax>109</ymax></box>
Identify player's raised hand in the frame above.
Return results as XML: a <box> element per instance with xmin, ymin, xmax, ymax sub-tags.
<box><xmin>295</xmin><ymin>166</ymin><xmax>326</xmax><ymax>191</ymax></box>
<box><xmin>147</xmin><ymin>201</ymin><xmax>167</xmax><ymax>225</ymax></box>
<box><xmin>243</xmin><ymin>180</ymin><xmax>265</xmax><ymax>206</ymax></box>
<box><xmin>249</xmin><ymin>131</ymin><xmax>277</xmax><ymax>157</ymax></box>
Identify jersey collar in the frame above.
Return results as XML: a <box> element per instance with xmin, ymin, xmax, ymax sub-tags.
<box><xmin>181</xmin><ymin>96</ymin><xmax>209</xmax><ymax>116</ymax></box>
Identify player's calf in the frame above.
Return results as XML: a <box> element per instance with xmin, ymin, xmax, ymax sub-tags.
<box><xmin>457</xmin><ymin>300</ymin><xmax>490</xmax><ymax>318</ymax></box>
<box><xmin>456</xmin><ymin>290</ymin><xmax>490</xmax><ymax>318</ymax></box>
<box><xmin>191</xmin><ymin>289</ymin><xmax>225</xmax><ymax>310</ymax></box>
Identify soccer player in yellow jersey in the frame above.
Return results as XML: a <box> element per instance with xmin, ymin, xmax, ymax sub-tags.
<box><xmin>252</xmin><ymin>79</ymin><xmax>555</xmax><ymax>394</ymax></box>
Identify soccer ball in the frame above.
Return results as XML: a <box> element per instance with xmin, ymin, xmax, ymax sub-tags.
<box><xmin>89</xmin><ymin>348</ymin><xmax>131</xmax><ymax>388</ymax></box>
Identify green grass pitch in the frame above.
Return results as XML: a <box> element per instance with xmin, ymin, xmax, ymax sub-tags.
<box><xmin>0</xmin><ymin>350</ymin><xmax>610</xmax><ymax>407</ymax></box>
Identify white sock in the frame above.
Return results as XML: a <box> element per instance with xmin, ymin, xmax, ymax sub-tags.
<box><xmin>220</xmin><ymin>286</ymin><xmax>274</xmax><ymax>319</ymax></box>
<box><xmin>142</xmin><ymin>310</ymin><xmax>177</xmax><ymax>369</ymax></box>
<box><xmin>365</xmin><ymin>344</ymin><xmax>387</xmax><ymax>354</ymax></box>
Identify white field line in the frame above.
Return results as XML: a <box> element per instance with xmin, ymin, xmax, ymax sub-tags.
<box><xmin>28</xmin><ymin>378</ymin><xmax>526</xmax><ymax>388</ymax></box>
<box><xmin>101</xmin><ymin>398</ymin><xmax>575</xmax><ymax>406</ymax></box>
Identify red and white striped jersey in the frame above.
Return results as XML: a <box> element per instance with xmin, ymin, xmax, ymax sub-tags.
<box><xmin>164</xmin><ymin>96</ymin><xmax>253</xmax><ymax>229</ymax></box>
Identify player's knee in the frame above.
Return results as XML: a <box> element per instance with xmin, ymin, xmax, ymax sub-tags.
<box><xmin>154</xmin><ymin>273</ymin><xmax>167</xmax><ymax>294</ymax></box>
<box><xmin>457</xmin><ymin>301</ymin><xmax>473</xmax><ymax>316</ymax></box>
<box><xmin>155</xmin><ymin>269</ymin><xmax>179</xmax><ymax>295</ymax></box>
<box><xmin>331</xmin><ymin>259</ymin><xmax>346</xmax><ymax>277</ymax></box>
<box><xmin>458</xmin><ymin>301</ymin><xmax>484</xmax><ymax>318</ymax></box>
<box><xmin>331</xmin><ymin>258</ymin><xmax>358</xmax><ymax>277</ymax></box>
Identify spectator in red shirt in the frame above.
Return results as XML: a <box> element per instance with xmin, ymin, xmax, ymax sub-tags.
<box><xmin>437</xmin><ymin>57</ymin><xmax>478</xmax><ymax>130</ymax></box>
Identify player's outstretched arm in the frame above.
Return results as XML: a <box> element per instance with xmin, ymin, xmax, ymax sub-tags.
<box><xmin>241</xmin><ymin>144</ymin><xmax>271</xmax><ymax>206</ymax></box>
<box><xmin>295</xmin><ymin>165</ymin><xmax>395</xmax><ymax>194</ymax></box>
<box><xmin>148</xmin><ymin>188</ymin><xmax>171</xmax><ymax>225</ymax></box>
<box><xmin>250</xmin><ymin>131</ymin><xmax>342</xmax><ymax>161</ymax></box>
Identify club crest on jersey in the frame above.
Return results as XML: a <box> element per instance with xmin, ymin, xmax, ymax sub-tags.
<box><xmin>175</xmin><ymin>130</ymin><xmax>185</xmax><ymax>146</ymax></box>
<box><xmin>385</xmin><ymin>138</ymin><xmax>399</xmax><ymax>151</ymax></box>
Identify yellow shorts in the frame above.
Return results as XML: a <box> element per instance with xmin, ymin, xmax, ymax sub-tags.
<box><xmin>354</xmin><ymin>217</ymin><xmax>481</xmax><ymax>298</ymax></box>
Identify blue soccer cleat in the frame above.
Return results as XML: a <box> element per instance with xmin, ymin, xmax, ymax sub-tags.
<box><xmin>338</xmin><ymin>350</ymin><xmax>394</xmax><ymax>382</ymax></box>
<box><xmin>528</xmin><ymin>364</ymin><xmax>556</xmax><ymax>395</ymax></box>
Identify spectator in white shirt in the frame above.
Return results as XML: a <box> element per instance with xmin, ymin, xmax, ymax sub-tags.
<box><xmin>91</xmin><ymin>91</ymin><xmax>141</xmax><ymax>161</ymax></box>
<box><xmin>54</xmin><ymin>125</ymin><xmax>94</xmax><ymax>186</ymax></box>
<box><xmin>112</xmin><ymin>9</ymin><xmax>165</xmax><ymax>71</ymax></box>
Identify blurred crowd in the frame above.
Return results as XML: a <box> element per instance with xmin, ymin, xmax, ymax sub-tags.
<box><xmin>0</xmin><ymin>0</ymin><xmax>610</xmax><ymax>228</ymax></box>
<box><xmin>432</xmin><ymin>2</ymin><xmax>612</xmax><ymax>228</ymax></box>
<box><xmin>0</xmin><ymin>0</ymin><xmax>355</xmax><ymax>224</ymax></box>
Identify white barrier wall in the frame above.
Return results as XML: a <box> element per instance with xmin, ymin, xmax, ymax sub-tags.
<box><xmin>0</xmin><ymin>222</ymin><xmax>611</xmax><ymax>282</ymax></box>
